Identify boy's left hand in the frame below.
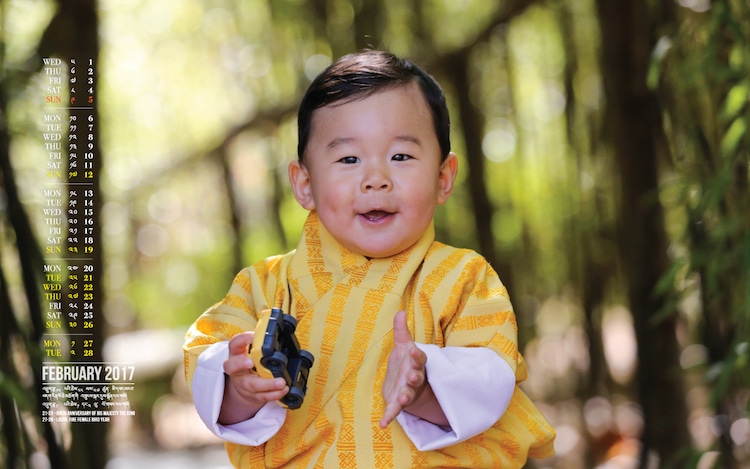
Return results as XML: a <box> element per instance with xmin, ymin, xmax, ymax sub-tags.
<box><xmin>380</xmin><ymin>310</ymin><xmax>428</xmax><ymax>428</ymax></box>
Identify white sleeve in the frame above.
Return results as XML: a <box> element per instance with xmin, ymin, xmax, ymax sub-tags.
<box><xmin>191</xmin><ymin>341</ymin><xmax>287</xmax><ymax>446</ymax></box>
<box><xmin>396</xmin><ymin>344</ymin><xmax>516</xmax><ymax>451</ymax></box>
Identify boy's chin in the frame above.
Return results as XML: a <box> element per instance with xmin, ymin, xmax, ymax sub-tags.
<box><xmin>344</xmin><ymin>242</ymin><xmax>399</xmax><ymax>259</ymax></box>
<box><xmin>344</xmin><ymin>239</ymin><xmax>419</xmax><ymax>259</ymax></box>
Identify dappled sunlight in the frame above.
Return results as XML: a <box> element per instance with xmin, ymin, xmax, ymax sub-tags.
<box><xmin>102</xmin><ymin>329</ymin><xmax>222</xmax><ymax>455</ymax></box>
<box><xmin>553</xmin><ymin>424</ymin><xmax>582</xmax><ymax>458</ymax></box>
<box><xmin>601</xmin><ymin>307</ymin><xmax>637</xmax><ymax>385</ymax></box>
<box><xmin>136</xmin><ymin>223</ymin><xmax>170</xmax><ymax>257</ymax></box>
<box><xmin>521</xmin><ymin>295</ymin><xmax>645</xmax><ymax>468</ymax></box>
<box><xmin>730</xmin><ymin>419</ymin><xmax>750</xmax><ymax>460</ymax></box>
<box><xmin>482</xmin><ymin>128</ymin><xmax>517</xmax><ymax>163</ymax></box>
<box><xmin>152</xmin><ymin>395</ymin><xmax>223</xmax><ymax>449</ymax></box>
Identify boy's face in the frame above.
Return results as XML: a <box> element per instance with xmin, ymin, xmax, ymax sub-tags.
<box><xmin>289</xmin><ymin>83</ymin><xmax>458</xmax><ymax>259</ymax></box>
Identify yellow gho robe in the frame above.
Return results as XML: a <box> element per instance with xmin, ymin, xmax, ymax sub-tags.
<box><xmin>184</xmin><ymin>211</ymin><xmax>555</xmax><ymax>468</ymax></box>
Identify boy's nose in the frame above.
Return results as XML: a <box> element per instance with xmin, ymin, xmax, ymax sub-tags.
<box><xmin>361</xmin><ymin>166</ymin><xmax>392</xmax><ymax>191</ymax></box>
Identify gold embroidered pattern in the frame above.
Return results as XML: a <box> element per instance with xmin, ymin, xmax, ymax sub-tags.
<box><xmin>183</xmin><ymin>211</ymin><xmax>556</xmax><ymax>468</ymax></box>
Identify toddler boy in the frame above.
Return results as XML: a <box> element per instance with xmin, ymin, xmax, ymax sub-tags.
<box><xmin>184</xmin><ymin>49</ymin><xmax>555</xmax><ymax>468</ymax></box>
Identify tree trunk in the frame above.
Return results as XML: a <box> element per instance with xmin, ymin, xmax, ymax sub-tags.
<box><xmin>1</xmin><ymin>72</ymin><xmax>69</xmax><ymax>468</ymax></box>
<box><xmin>595</xmin><ymin>0</ymin><xmax>690</xmax><ymax>466</ymax></box>
<box><xmin>443</xmin><ymin>52</ymin><xmax>501</xmax><ymax>272</ymax></box>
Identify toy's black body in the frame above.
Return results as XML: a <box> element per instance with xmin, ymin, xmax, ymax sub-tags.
<box><xmin>251</xmin><ymin>308</ymin><xmax>314</xmax><ymax>410</ymax></box>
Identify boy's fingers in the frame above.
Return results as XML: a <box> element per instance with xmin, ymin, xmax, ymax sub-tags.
<box><xmin>223</xmin><ymin>355</ymin><xmax>253</xmax><ymax>376</ymax></box>
<box><xmin>224</xmin><ymin>332</ymin><xmax>255</xmax><ymax>375</ymax></box>
<box><xmin>409</xmin><ymin>344</ymin><xmax>427</xmax><ymax>368</ymax></box>
<box><xmin>244</xmin><ymin>377</ymin><xmax>289</xmax><ymax>406</ymax></box>
<box><xmin>380</xmin><ymin>387</ymin><xmax>413</xmax><ymax>428</ymax></box>
<box><xmin>380</xmin><ymin>400</ymin><xmax>400</xmax><ymax>428</ymax></box>
<box><xmin>248</xmin><ymin>376</ymin><xmax>288</xmax><ymax>393</ymax></box>
<box><xmin>392</xmin><ymin>310</ymin><xmax>412</xmax><ymax>345</ymax></box>
<box><xmin>407</xmin><ymin>370</ymin><xmax>424</xmax><ymax>387</ymax></box>
<box><xmin>228</xmin><ymin>332</ymin><xmax>254</xmax><ymax>356</ymax></box>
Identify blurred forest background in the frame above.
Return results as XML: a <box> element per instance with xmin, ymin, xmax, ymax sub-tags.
<box><xmin>1</xmin><ymin>0</ymin><xmax>748</xmax><ymax>468</ymax></box>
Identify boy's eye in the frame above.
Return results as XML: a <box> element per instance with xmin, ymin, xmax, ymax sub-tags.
<box><xmin>338</xmin><ymin>156</ymin><xmax>359</xmax><ymax>164</ymax></box>
<box><xmin>392</xmin><ymin>154</ymin><xmax>413</xmax><ymax>161</ymax></box>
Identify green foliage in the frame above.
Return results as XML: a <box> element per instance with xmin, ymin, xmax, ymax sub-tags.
<box><xmin>653</xmin><ymin>1</ymin><xmax>750</xmax><ymax>465</ymax></box>
<box><xmin>0</xmin><ymin>370</ymin><xmax>31</xmax><ymax>410</ymax></box>
<box><xmin>719</xmin><ymin>80</ymin><xmax>748</xmax><ymax>123</ymax></box>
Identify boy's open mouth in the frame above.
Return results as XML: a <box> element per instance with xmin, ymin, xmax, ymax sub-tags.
<box><xmin>362</xmin><ymin>210</ymin><xmax>393</xmax><ymax>221</ymax></box>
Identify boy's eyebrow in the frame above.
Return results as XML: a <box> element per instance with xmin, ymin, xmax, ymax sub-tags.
<box><xmin>394</xmin><ymin>135</ymin><xmax>423</xmax><ymax>146</ymax></box>
<box><xmin>327</xmin><ymin>137</ymin><xmax>355</xmax><ymax>149</ymax></box>
<box><xmin>326</xmin><ymin>135</ymin><xmax>423</xmax><ymax>149</ymax></box>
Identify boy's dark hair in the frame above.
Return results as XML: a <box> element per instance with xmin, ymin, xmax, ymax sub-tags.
<box><xmin>297</xmin><ymin>50</ymin><xmax>451</xmax><ymax>161</ymax></box>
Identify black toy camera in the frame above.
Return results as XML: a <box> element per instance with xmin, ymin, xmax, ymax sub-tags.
<box><xmin>249</xmin><ymin>308</ymin><xmax>314</xmax><ymax>409</ymax></box>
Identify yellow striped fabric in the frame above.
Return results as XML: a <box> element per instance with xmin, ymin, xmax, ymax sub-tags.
<box><xmin>184</xmin><ymin>211</ymin><xmax>555</xmax><ymax>468</ymax></box>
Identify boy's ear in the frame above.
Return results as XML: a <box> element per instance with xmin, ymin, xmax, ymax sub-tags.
<box><xmin>436</xmin><ymin>152</ymin><xmax>458</xmax><ymax>205</ymax></box>
<box><xmin>288</xmin><ymin>160</ymin><xmax>316</xmax><ymax>210</ymax></box>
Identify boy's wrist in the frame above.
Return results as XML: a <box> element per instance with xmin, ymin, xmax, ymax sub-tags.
<box><xmin>403</xmin><ymin>381</ymin><xmax>449</xmax><ymax>427</ymax></box>
<box><xmin>218</xmin><ymin>373</ymin><xmax>263</xmax><ymax>425</ymax></box>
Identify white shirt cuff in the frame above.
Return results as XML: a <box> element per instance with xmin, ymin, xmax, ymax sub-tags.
<box><xmin>191</xmin><ymin>341</ymin><xmax>286</xmax><ymax>446</ymax></box>
<box><xmin>396</xmin><ymin>344</ymin><xmax>516</xmax><ymax>451</ymax></box>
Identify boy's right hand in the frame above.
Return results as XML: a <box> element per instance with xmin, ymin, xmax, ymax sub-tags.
<box><xmin>218</xmin><ymin>331</ymin><xmax>289</xmax><ymax>425</ymax></box>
